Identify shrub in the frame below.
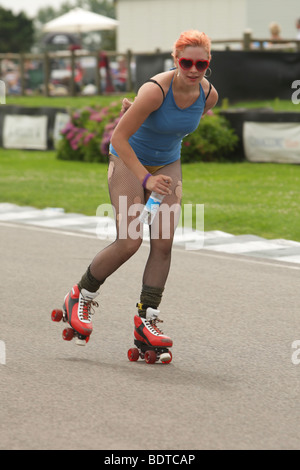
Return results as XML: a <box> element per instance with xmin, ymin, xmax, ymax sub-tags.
<box><xmin>57</xmin><ymin>103</ymin><xmax>239</xmax><ymax>163</ymax></box>
<box><xmin>56</xmin><ymin>100</ymin><xmax>123</xmax><ymax>163</ymax></box>
<box><xmin>181</xmin><ymin>113</ymin><xmax>239</xmax><ymax>162</ymax></box>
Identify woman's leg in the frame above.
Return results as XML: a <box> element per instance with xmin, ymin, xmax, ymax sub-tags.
<box><xmin>79</xmin><ymin>155</ymin><xmax>145</xmax><ymax>291</ymax></box>
<box><xmin>64</xmin><ymin>155</ymin><xmax>144</xmax><ymax>340</ymax></box>
<box><xmin>138</xmin><ymin>160</ymin><xmax>182</xmax><ymax>313</ymax></box>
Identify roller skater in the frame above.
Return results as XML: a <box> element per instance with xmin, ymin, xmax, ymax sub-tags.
<box><xmin>51</xmin><ymin>29</ymin><xmax>218</xmax><ymax>361</ymax></box>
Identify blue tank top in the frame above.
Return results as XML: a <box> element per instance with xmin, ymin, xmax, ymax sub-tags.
<box><xmin>109</xmin><ymin>75</ymin><xmax>206</xmax><ymax>166</ymax></box>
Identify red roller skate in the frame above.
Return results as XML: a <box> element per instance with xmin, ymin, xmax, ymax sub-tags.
<box><xmin>127</xmin><ymin>305</ymin><xmax>173</xmax><ymax>364</ymax></box>
<box><xmin>51</xmin><ymin>285</ymin><xmax>99</xmax><ymax>346</ymax></box>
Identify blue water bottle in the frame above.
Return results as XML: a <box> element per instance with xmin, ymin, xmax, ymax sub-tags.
<box><xmin>139</xmin><ymin>192</ymin><xmax>165</xmax><ymax>225</ymax></box>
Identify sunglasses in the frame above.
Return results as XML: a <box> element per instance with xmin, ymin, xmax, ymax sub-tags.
<box><xmin>178</xmin><ymin>58</ymin><xmax>210</xmax><ymax>73</ymax></box>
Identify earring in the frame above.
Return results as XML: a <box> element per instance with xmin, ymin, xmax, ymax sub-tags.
<box><xmin>205</xmin><ymin>67</ymin><xmax>212</xmax><ymax>78</ymax></box>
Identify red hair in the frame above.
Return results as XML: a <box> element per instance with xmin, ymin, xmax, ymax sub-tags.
<box><xmin>172</xmin><ymin>30</ymin><xmax>211</xmax><ymax>60</ymax></box>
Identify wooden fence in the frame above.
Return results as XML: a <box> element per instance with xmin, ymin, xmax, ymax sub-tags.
<box><xmin>0</xmin><ymin>32</ymin><xmax>299</xmax><ymax>97</ymax></box>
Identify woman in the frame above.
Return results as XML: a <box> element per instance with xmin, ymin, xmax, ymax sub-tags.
<box><xmin>60</xmin><ymin>30</ymin><xmax>218</xmax><ymax>359</ymax></box>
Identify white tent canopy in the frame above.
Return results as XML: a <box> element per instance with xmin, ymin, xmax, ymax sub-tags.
<box><xmin>42</xmin><ymin>8</ymin><xmax>119</xmax><ymax>34</ymax></box>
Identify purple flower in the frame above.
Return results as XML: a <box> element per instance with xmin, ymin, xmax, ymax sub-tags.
<box><xmin>72</xmin><ymin>111</ymin><xmax>80</xmax><ymax>120</ymax></box>
<box><xmin>70</xmin><ymin>139</ymin><xmax>79</xmax><ymax>150</ymax></box>
<box><xmin>66</xmin><ymin>129</ymin><xmax>77</xmax><ymax>140</ymax></box>
<box><xmin>72</xmin><ymin>133</ymin><xmax>84</xmax><ymax>145</ymax></box>
<box><xmin>104</xmin><ymin>122</ymin><xmax>115</xmax><ymax>132</ymax></box>
<box><xmin>60</xmin><ymin>121</ymin><xmax>73</xmax><ymax>135</ymax></box>
<box><xmin>100</xmin><ymin>134</ymin><xmax>111</xmax><ymax>155</ymax></box>
<box><xmin>83</xmin><ymin>133</ymin><xmax>95</xmax><ymax>145</ymax></box>
<box><xmin>90</xmin><ymin>112</ymin><xmax>103</xmax><ymax>122</ymax></box>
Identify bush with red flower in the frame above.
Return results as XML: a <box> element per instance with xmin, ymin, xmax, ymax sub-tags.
<box><xmin>57</xmin><ymin>100</ymin><xmax>123</xmax><ymax>163</ymax></box>
<box><xmin>57</xmin><ymin>103</ymin><xmax>239</xmax><ymax>164</ymax></box>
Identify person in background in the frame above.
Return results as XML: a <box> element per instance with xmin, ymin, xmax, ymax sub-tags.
<box><xmin>269</xmin><ymin>22</ymin><xmax>282</xmax><ymax>41</ymax></box>
<box><xmin>265</xmin><ymin>22</ymin><xmax>283</xmax><ymax>49</ymax></box>
<box><xmin>296</xmin><ymin>18</ymin><xmax>300</xmax><ymax>40</ymax></box>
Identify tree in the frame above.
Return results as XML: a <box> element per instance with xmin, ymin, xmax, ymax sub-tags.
<box><xmin>0</xmin><ymin>7</ymin><xmax>34</xmax><ymax>53</ymax></box>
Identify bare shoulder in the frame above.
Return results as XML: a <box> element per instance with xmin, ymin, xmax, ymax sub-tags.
<box><xmin>201</xmin><ymin>77</ymin><xmax>215</xmax><ymax>97</ymax></box>
<box><xmin>146</xmin><ymin>70</ymin><xmax>174</xmax><ymax>97</ymax></box>
<box><xmin>202</xmin><ymin>77</ymin><xmax>218</xmax><ymax>108</ymax></box>
<box><xmin>124</xmin><ymin>75</ymin><xmax>167</xmax><ymax>117</ymax></box>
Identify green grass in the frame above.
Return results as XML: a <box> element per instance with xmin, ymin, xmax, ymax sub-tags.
<box><xmin>1</xmin><ymin>149</ymin><xmax>300</xmax><ymax>242</ymax></box>
<box><xmin>5</xmin><ymin>94</ymin><xmax>135</xmax><ymax>109</ymax></box>
<box><xmin>1</xmin><ymin>95</ymin><xmax>299</xmax><ymax>241</ymax></box>
<box><xmin>227</xmin><ymin>98</ymin><xmax>300</xmax><ymax>112</ymax></box>
<box><xmin>182</xmin><ymin>162</ymin><xmax>300</xmax><ymax>241</ymax></box>
<box><xmin>0</xmin><ymin>149</ymin><xmax>110</xmax><ymax>215</ymax></box>
<box><xmin>6</xmin><ymin>95</ymin><xmax>299</xmax><ymax>113</ymax></box>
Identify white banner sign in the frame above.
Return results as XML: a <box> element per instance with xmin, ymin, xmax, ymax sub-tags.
<box><xmin>3</xmin><ymin>115</ymin><xmax>48</xmax><ymax>150</ymax></box>
<box><xmin>243</xmin><ymin>122</ymin><xmax>300</xmax><ymax>164</ymax></box>
<box><xmin>53</xmin><ymin>112</ymin><xmax>70</xmax><ymax>144</ymax></box>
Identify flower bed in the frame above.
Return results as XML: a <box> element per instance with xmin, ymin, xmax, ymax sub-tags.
<box><xmin>57</xmin><ymin>102</ymin><xmax>239</xmax><ymax>163</ymax></box>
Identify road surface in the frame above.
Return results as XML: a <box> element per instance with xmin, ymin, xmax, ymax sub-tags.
<box><xmin>0</xmin><ymin>223</ymin><xmax>299</xmax><ymax>450</ymax></box>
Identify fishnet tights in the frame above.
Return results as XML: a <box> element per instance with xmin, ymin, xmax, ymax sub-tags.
<box><xmin>89</xmin><ymin>155</ymin><xmax>182</xmax><ymax>289</ymax></box>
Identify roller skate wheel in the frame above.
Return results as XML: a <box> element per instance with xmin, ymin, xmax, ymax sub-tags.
<box><xmin>51</xmin><ymin>309</ymin><xmax>63</xmax><ymax>322</ymax></box>
<box><xmin>128</xmin><ymin>347</ymin><xmax>139</xmax><ymax>362</ymax></box>
<box><xmin>160</xmin><ymin>351</ymin><xmax>172</xmax><ymax>364</ymax></box>
<box><xmin>62</xmin><ymin>328</ymin><xmax>74</xmax><ymax>341</ymax></box>
<box><xmin>144</xmin><ymin>350</ymin><xmax>157</xmax><ymax>364</ymax></box>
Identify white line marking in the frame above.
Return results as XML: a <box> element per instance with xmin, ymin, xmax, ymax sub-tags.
<box><xmin>1</xmin><ymin>220</ymin><xmax>300</xmax><ymax>271</ymax></box>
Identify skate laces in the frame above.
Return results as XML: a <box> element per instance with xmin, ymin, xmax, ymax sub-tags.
<box><xmin>78</xmin><ymin>297</ymin><xmax>99</xmax><ymax>322</ymax></box>
<box><xmin>146</xmin><ymin>317</ymin><xmax>164</xmax><ymax>336</ymax></box>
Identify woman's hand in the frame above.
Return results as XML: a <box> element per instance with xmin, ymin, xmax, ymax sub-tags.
<box><xmin>121</xmin><ymin>98</ymin><xmax>133</xmax><ymax>114</ymax></box>
<box><xmin>146</xmin><ymin>174</ymin><xmax>172</xmax><ymax>195</ymax></box>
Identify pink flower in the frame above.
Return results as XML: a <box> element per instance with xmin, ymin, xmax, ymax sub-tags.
<box><xmin>101</xmin><ymin>135</ymin><xmax>111</xmax><ymax>155</ymax></box>
<box><xmin>70</xmin><ymin>139</ymin><xmax>79</xmax><ymax>150</ymax></box>
<box><xmin>72</xmin><ymin>111</ymin><xmax>80</xmax><ymax>120</ymax></box>
<box><xmin>104</xmin><ymin>122</ymin><xmax>115</xmax><ymax>132</ymax></box>
<box><xmin>66</xmin><ymin>129</ymin><xmax>77</xmax><ymax>140</ymax></box>
<box><xmin>60</xmin><ymin>121</ymin><xmax>73</xmax><ymax>135</ymax></box>
<box><xmin>72</xmin><ymin>133</ymin><xmax>83</xmax><ymax>145</ymax></box>
<box><xmin>90</xmin><ymin>112</ymin><xmax>103</xmax><ymax>122</ymax></box>
<box><xmin>83</xmin><ymin>133</ymin><xmax>95</xmax><ymax>145</ymax></box>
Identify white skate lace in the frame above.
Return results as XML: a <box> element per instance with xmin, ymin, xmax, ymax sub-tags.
<box><xmin>78</xmin><ymin>298</ymin><xmax>99</xmax><ymax>322</ymax></box>
<box><xmin>145</xmin><ymin>318</ymin><xmax>164</xmax><ymax>336</ymax></box>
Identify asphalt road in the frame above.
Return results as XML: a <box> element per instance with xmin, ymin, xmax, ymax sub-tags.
<box><xmin>0</xmin><ymin>223</ymin><xmax>299</xmax><ymax>450</ymax></box>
